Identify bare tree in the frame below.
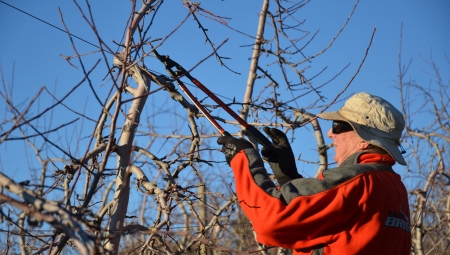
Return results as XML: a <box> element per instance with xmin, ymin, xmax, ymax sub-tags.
<box><xmin>396</xmin><ymin>25</ymin><xmax>450</xmax><ymax>255</ymax></box>
<box><xmin>0</xmin><ymin>0</ymin><xmax>380</xmax><ymax>254</ymax></box>
<box><xmin>401</xmin><ymin>60</ymin><xmax>450</xmax><ymax>255</ymax></box>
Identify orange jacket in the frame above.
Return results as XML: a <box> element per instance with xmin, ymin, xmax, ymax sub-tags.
<box><xmin>229</xmin><ymin>149</ymin><xmax>411</xmax><ymax>255</ymax></box>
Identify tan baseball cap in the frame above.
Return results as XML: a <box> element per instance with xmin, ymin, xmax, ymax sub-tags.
<box><xmin>317</xmin><ymin>92</ymin><xmax>406</xmax><ymax>165</ymax></box>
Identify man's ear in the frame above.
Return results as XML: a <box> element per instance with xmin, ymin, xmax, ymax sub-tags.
<box><xmin>357</xmin><ymin>141</ymin><xmax>370</xmax><ymax>150</ymax></box>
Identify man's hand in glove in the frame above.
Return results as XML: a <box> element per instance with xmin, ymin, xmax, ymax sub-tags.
<box><xmin>261</xmin><ymin>127</ymin><xmax>303</xmax><ymax>186</ymax></box>
<box><xmin>217</xmin><ymin>135</ymin><xmax>254</xmax><ymax>165</ymax></box>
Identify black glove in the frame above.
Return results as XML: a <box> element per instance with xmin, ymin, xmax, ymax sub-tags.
<box><xmin>217</xmin><ymin>135</ymin><xmax>254</xmax><ymax>165</ymax></box>
<box><xmin>261</xmin><ymin>127</ymin><xmax>302</xmax><ymax>185</ymax></box>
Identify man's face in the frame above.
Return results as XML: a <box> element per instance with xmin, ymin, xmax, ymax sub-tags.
<box><xmin>327</xmin><ymin>122</ymin><xmax>363</xmax><ymax>165</ymax></box>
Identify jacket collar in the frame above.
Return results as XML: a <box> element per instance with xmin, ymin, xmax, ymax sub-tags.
<box><xmin>339</xmin><ymin>151</ymin><xmax>395</xmax><ymax>167</ymax></box>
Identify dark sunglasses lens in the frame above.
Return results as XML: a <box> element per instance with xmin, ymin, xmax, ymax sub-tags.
<box><xmin>332</xmin><ymin>121</ymin><xmax>353</xmax><ymax>134</ymax></box>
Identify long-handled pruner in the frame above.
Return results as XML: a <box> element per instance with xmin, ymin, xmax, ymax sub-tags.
<box><xmin>153</xmin><ymin>50</ymin><xmax>275</xmax><ymax>152</ymax></box>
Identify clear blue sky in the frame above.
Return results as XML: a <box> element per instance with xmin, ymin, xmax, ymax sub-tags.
<box><xmin>0</xmin><ymin>0</ymin><xmax>449</xmax><ymax>181</ymax></box>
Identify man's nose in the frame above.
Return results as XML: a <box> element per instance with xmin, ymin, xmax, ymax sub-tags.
<box><xmin>327</xmin><ymin>128</ymin><xmax>334</xmax><ymax>138</ymax></box>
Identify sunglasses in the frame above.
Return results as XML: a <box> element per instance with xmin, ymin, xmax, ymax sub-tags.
<box><xmin>332</xmin><ymin>121</ymin><xmax>354</xmax><ymax>134</ymax></box>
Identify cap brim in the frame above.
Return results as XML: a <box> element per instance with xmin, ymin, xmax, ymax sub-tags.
<box><xmin>317</xmin><ymin>111</ymin><xmax>347</xmax><ymax>121</ymax></box>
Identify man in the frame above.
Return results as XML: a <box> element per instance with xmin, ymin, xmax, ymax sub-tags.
<box><xmin>217</xmin><ymin>92</ymin><xmax>411</xmax><ymax>255</ymax></box>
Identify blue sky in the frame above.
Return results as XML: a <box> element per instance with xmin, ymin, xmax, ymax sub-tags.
<box><xmin>0</xmin><ymin>0</ymin><xmax>449</xmax><ymax>181</ymax></box>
